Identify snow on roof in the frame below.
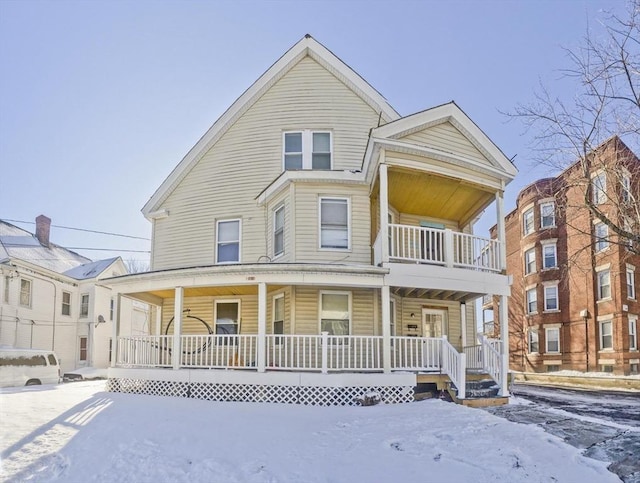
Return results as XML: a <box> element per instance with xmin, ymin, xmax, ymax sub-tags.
<box><xmin>0</xmin><ymin>219</ymin><xmax>91</xmax><ymax>275</ymax></box>
<box><xmin>63</xmin><ymin>257</ymin><xmax>120</xmax><ymax>280</ymax></box>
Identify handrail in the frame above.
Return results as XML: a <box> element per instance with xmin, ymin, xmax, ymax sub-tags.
<box><xmin>481</xmin><ymin>336</ymin><xmax>502</xmax><ymax>387</ymax></box>
<box><xmin>442</xmin><ymin>336</ymin><xmax>466</xmax><ymax>399</ymax></box>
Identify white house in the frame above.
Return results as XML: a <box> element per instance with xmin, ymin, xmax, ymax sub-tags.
<box><xmin>0</xmin><ymin>216</ymin><xmax>149</xmax><ymax>374</ymax></box>
<box><xmin>105</xmin><ymin>35</ymin><xmax>517</xmax><ymax>405</ymax></box>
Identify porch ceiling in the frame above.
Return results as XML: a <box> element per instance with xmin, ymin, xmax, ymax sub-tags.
<box><xmin>130</xmin><ymin>285</ymin><xmax>286</xmax><ymax>300</ymax></box>
<box><xmin>391</xmin><ymin>286</ymin><xmax>476</xmax><ymax>302</ymax></box>
<box><xmin>386</xmin><ymin>168</ymin><xmax>494</xmax><ymax>225</ymax></box>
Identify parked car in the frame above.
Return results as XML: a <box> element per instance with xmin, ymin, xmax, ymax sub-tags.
<box><xmin>0</xmin><ymin>347</ymin><xmax>62</xmax><ymax>388</ymax></box>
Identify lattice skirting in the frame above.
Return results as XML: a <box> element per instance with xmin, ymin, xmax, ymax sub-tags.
<box><xmin>107</xmin><ymin>378</ymin><xmax>415</xmax><ymax>405</ymax></box>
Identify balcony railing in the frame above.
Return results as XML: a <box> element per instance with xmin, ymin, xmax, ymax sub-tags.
<box><xmin>374</xmin><ymin>223</ymin><xmax>502</xmax><ymax>272</ymax></box>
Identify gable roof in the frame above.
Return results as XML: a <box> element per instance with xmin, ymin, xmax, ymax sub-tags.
<box><xmin>62</xmin><ymin>257</ymin><xmax>122</xmax><ymax>280</ymax></box>
<box><xmin>142</xmin><ymin>35</ymin><xmax>400</xmax><ymax>218</ymax></box>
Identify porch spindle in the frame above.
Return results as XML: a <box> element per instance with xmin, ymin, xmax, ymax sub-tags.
<box><xmin>321</xmin><ymin>331</ymin><xmax>328</xmax><ymax>374</ymax></box>
<box><xmin>172</xmin><ymin>287</ymin><xmax>183</xmax><ymax>370</ymax></box>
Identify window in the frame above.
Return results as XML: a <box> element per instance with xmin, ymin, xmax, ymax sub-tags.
<box><xmin>522</xmin><ymin>208</ymin><xmax>534</xmax><ymax>235</ymax></box>
<box><xmin>283</xmin><ymin>131</ymin><xmax>332</xmax><ymax>170</ymax></box>
<box><xmin>597</xmin><ymin>270</ymin><xmax>611</xmax><ymax>300</ymax></box>
<box><xmin>62</xmin><ymin>291</ymin><xmax>71</xmax><ymax>316</ymax></box>
<box><xmin>79</xmin><ymin>337</ymin><xmax>88</xmax><ymax>362</ymax></box>
<box><xmin>319</xmin><ymin>198</ymin><xmax>349</xmax><ymax>249</ymax></box>
<box><xmin>594</xmin><ymin>223</ymin><xmax>609</xmax><ymax>252</ymax></box>
<box><xmin>389</xmin><ymin>298</ymin><xmax>396</xmax><ymax>338</ymax></box>
<box><xmin>320</xmin><ymin>291</ymin><xmax>350</xmax><ymax>339</ymax></box>
<box><xmin>592</xmin><ymin>172</ymin><xmax>607</xmax><ymax>205</ymax></box>
<box><xmin>524</xmin><ymin>248</ymin><xmax>536</xmax><ymax>275</ymax></box>
<box><xmin>599</xmin><ymin>319</ymin><xmax>613</xmax><ymax>350</ymax></box>
<box><xmin>542</xmin><ymin>243</ymin><xmax>557</xmax><ymax>269</ymax></box>
<box><xmin>545</xmin><ymin>327</ymin><xmax>560</xmax><ymax>353</ymax></box>
<box><xmin>528</xmin><ymin>328</ymin><xmax>539</xmax><ymax>353</ymax></box>
<box><xmin>79</xmin><ymin>293</ymin><xmax>89</xmax><ymax>318</ymax></box>
<box><xmin>526</xmin><ymin>287</ymin><xmax>537</xmax><ymax>314</ymax></box>
<box><xmin>629</xmin><ymin>316</ymin><xmax>637</xmax><ymax>351</ymax></box>
<box><xmin>627</xmin><ymin>267</ymin><xmax>636</xmax><ymax>300</ymax></box>
<box><xmin>544</xmin><ymin>284</ymin><xmax>558</xmax><ymax>311</ymax></box>
<box><xmin>109</xmin><ymin>339</ymin><xmax>113</xmax><ymax>363</ymax></box>
<box><xmin>273</xmin><ymin>294</ymin><xmax>284</xmax><ymax>344</ymax></box>
<box><xmin>19</xmin><ymin>279</ymin><xmax>31</xmax><ymax>307</ymax></box>
<box><xmin>110</xmin><ymin>298</ymin><xmax>114</xmax><ymax>321</ymax></box>
<box><xmin>622</xmin><ymin>172</ymin><xmax>631</xmax><ymax>203</ymax></box>
<box><xmin>540</xmin><ymin>201</ymin><xmax>555</xmax><ymax>228</ymax></box>
<box><xmin>273</xmin><ymin>205</ymin><xmax>285</xmax><ymax>258</ymax></box>
<box><xmin>216</xmin><ymin>219</ymin><xmax>241</xmax><ymax>263</ymax></box>
<box><xmin>3</xmin><ymin>276</ymin><xmax>9</xmax><ymax>303</ymax></box>
<box><xmin>215</xmin><ymin>301</ymin><xmax>240</xmax><ymax>343</ymax></box>
<box><xmin>546</xmin><ymin>365</ymin><xmax>560</xmax><ymax>372</ymax></box>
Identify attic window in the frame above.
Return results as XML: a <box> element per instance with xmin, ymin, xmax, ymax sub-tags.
<box><xmin>283</xmin><ymin>131</ymin><xmax>332</xmax><ymax>170</ymax></box>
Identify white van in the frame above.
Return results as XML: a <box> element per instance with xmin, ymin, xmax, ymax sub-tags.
<box><xmin>0</xmin><ymin>347</ymin><xmax>62</xmax><ymax>388</ymax></box>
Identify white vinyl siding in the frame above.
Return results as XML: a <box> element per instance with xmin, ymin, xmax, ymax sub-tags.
<box><xmin>150</xmin><ymin>56</ymin><xmax>380</xmax><ymax>270</ymax></box>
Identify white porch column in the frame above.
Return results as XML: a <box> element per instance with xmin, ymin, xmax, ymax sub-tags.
<box><xmin>499</xmin><ymin>294</ymin><xmax>509</xmax><ymax>396</ymax></box>
<box><xmin>381</xmin><ymin>285</ymin><xmax>391</xmax><ymax>373</ymax></box>
<box><xmin>379</xmin><ymin>159</ymin><xmax>389</xmax><ymax>264</ymax></box>
<box><xmin>495</xmin><ymin>189</ymin><xmax>507</xmax><ymax>271</ymax></box>
<box><xmin>155</xmin><ymin>305</ymin><xmax>162</xmax><ymax>335</ymax></box>
<box><xmin>110</xmin><ymin>293</ymin><xmax>121</xmax><ymax>368</ymax></box>
<box><xmin>460</xmin><ymin>301</ymin><xmax>467</xmax><ymax>348</ymax></box>
<box><xmin>172</xmin><ymin>287</ymin><xmax>184</xmax><ymax>370</ymax></box>
<box><xmin>257</xmin><ymin>282</ymin><xmax>267</xmax><ymax>373</ymax></box>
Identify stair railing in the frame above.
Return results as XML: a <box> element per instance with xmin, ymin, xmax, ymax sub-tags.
<box><xmin>481</xmin><ymin>335</ymin><xmax>502</xmax><ymax>388</ymax></box>
<box><xmin>441</xmin><ymin>336</ymin><xmax>466</xmax><ymax>399</ymax></box>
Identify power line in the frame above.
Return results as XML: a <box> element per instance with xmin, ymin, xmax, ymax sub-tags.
<box><xmin>1</xmin><ymin>241</ymin><xmax>149</xmax><ymax>253</ymax></box>
<box><xmin>1</xmin><ymin>218</ymin><xmax>150</xmax><ymax>241</ymax></box>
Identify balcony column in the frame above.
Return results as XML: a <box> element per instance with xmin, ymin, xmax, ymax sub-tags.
<box><xmin>499</xmin><ymin>294</ymin><xmax>510</xmax><ymax>396</ymax></box>
<box><xmin>460</xmin><ymin>301</ymin><xmax>467</xmax><ymax>347</ymax></box>
<box><xmin>381</xmin><ymin>285</ymin><xmax>391</xmax><ymax>373</ymax></box>
<box><xmin>172</xmin><ymin>287</ymin><xmax>184</xmax><ymax>370</ymax></box>
<box><xmin>110</xmin><ymin>292</ymin><xmax>121</xmax><ymax>368</ymax></box>
<box><xmin>154</xmin><ymin>305</ymin><xmax>162</xmax><ymax>335</ymax></box>
<box><xmin>495</xmin><ymin>189</ymin><xmax>507</xmax><ymax>271</ymax></box>
<box><xmin>257</xmin><ymin>282</ymin><xmax>267</xmax><ymax>373</ymax></box>
<box><xmin>379</xmin><ymin>158</ymin><xmax>389</xmax><ymax>264</ymax></box>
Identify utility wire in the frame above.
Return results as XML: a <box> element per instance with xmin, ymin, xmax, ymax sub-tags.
<box><xmin>1</xmin><ymin>242</ymin><xmax>149</xmax><ymax>253</ymax></box>
<box><xmin>1</xmin><ymin>218</ymin><xmax>150</xmax><ymax>241</ymax></box>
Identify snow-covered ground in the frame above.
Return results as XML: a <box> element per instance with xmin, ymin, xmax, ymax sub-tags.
<box><xmin>1</xmin><ymin>381</ymin><xmax>622</xmax><ymax>482</ymax></box>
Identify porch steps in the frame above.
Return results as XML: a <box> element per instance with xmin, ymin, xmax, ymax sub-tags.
<box><xmin>450</xmin><ymin>373</ymin><xmax>509</xmax><ymax>408</ymax></box>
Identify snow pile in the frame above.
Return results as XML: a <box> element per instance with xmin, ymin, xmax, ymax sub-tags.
<box><xmin>1</xmin><ymin>381</ymin><xmax>620</xmax><ymax>482</ymax></box>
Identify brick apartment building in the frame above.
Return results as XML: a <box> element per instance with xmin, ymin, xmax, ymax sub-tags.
<box><xmin>488</xmin><ymin>137</ymin><xmax>639</xmax><ymax>375</ymax></box>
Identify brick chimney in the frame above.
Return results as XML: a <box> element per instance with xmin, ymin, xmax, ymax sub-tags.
<box><xmin>35</xmin><ymin>215</ymin><xmax>51</xmax><ymax>247</ymax></box>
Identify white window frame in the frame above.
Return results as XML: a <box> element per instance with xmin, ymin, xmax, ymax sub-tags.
<box><xmin>594</xmin><ymin>222</ymin><xmax>609</xmax><ymax>252</ymax></box>
<box><xmin>523</xmin><ymin>208</ymin><xmax>534</xmax><ymax>236</ymax></box>
<box><xmin>542</xmin><ymin>242</ymin><xmax>557</xmax><ymax>269</ymax></box>
<box><xmin>4</xmin><ymin>275</ymin><xmax>10</xmax><ymax>303</ymax></box>
<box><xmin>19</xmin><ymin>278</ymin><xmax>32</xmax><ymax>308</ymax></box>
<box><xmin>62</xmin><ymin>291</ymin><xmax>71</xmax><ymax>316</ymax></box>
<box><xmin>545</xmin><ymin>327</ymin><xmax>560</xmax><ymax>353</ymax></box>
<box><xmin>319</xmin><ymin>197</ymin><xmax>350</xmax><ymax>250</ymax></box>
<box><xmin>214</xmin><ymin>299</ymin><xmax>241</xmax><ymax>341</ymax></box>
<box><xmin>599</xmin><ymin>319</ymin><xmax>613</xmax><ymax>350</ymax></box>
<box><xmin>216</xmin><ymin>219</ymin><xmax>241</xmax><ymax>264</ymax></box>
<box><xmin>629</xmin><ymin>315</ymin><xmax>638</xmax><ymax>351</ymax></box>
<box><xmin>622</xmin><ymin>171</ymin><xmax>631</xmax><ymax>203</ymax></box>
<box><xmin>524</xmin><ymin>248</ymin><xmax>536</xmax><ymax>275</ymax></box>
<box><xmin>110</xmin><ymin>297</ymin><xmax>114</xmax><ymax>321</ymax></box>
<box><xmin>80</xmin><ymin>293</ymin><xmax>89</xmax><ymax>318</ymax></box>
<box><xmin>597</xmin><ymin>269</ymin><xmax>611</xmax><ymax>300</ymax></box>
<box><xmin>526</xmin><ymin>287</ymin><xmax>537</xmax><ymax>315</ymax></box>
<box><xmin>272</xmin><ymin>293</ymin><xmax>285</xmax><ymax>344</ymax></box>
<box><xmin>592</xmin><ymin>171</ymin><xmax>607</xmax><ymax>205</ymax></box>
<box><xmin>273</xmin><ymin>205</ymin><xmax>285</xmax><ymax>259</ymax></box>
<box><xmin>79</xmin><ymin>336</ymin><xmax>88</xmax><ymax>362</ymax></box>
<box><xmin>543</xmin><ymin>284</ymin><xmax>559</xmax><ymax>312</ymax></box>
<box><xmin>540</xmin><ymin>201</ymin><xmax>556</xmax><ymax>228</ymax></box>
<box><xmin>319</xmin><ymin>290</ymin><xmax>352</xmax><ymax>340</ymax></box>
<box><xmin>282</xmin><ymin>130</ymin><xmax>332</xmax><ymax>170</ymax></box>
<box><xmin>528</xmin><ymin>327</ymin><xmax>539</xmax><ymax>353</ymax></box>
<box><xmin>627</xmin><ymin>266</ymin><xmax>636</xmax><ymax>300</ymax></box>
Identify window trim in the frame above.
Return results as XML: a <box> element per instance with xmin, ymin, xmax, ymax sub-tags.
<box><xmin>541</xmin><ymin>242</ymin><xmax>557</xmax><ymax>270</ymax></box>
<box><xmin>273</xmin><ymin>204</ymin><xmax>285</xmax><ymax>259</ymax></box>
<box><xmin>543</xmin><ymin>283</ymin><xmax>559</xmax><ymax>312</ymax></box>
<box><xmin>318</xmin><ymin>290</ymin><xmax>352</xmax><ymax>338</ymax></box>
<box><xmin>599</xmin><ymin>319</ymin><xmax>613</xmax><ymax>351</ymax></box>
<box><xmin>594</xmin><ymin>222</ymin><xmax>609</xmax><ymax>252</ymax></box>
<box><xmin>629</xmin><ymin>315</ymin><xmax>638</xmax><ymax>351</ymax></box>
<box><xmin>539</xmin><ymin>201</ymin><xmax>556</xmax><ymax>228</ymax></box>
<box><xmin>80</xmin><ymin>293</ymin><xmax>89</xmax><ymax>318</ymax></box>
<box><xmin>545</xmin><ymin>327</ymin><xmax>560</xmax><ymax>354</ymax></box>
<box><xmin>216</xmin><ymin>218</ymin><xmax>242</xmax><ymax>264</ymax></box>
<box><xmin>62</xmin><ymin>291</ymin><xmax>71</xmax><ymax>316</ymax></box>
<box><xmin>318</xmin><ymin>197</ymin><xmax>351</xmax><ymax>251</ymax></box>
<box><xmin>79</xmin><ymin>336</ymin><xmax>88</xmax><ymax>362</ymax></box>
<box><xmin>214</xmin><ymin>299</ymin><xmax>242</xmax><ymax>338</ymax></box>
<box><xmin>621</xmin><ymin>171</ymin><xmax>631</xmax><ymax>203</ymax></box>
<box><xmin>272</xmin><ymin>293</ymin><xmax>285</xmax><ymax>344</ymax></box>
<box><xmin>526</xmin><ymin>287</ymin><xmax>537</xmax><ymax>315</ymax></box>
<box><xmin>524</xmin><ymin>248</ymin><xmax>536</xmax><ymax>275</ymax></box>
<box><xmin>522</xmin><ymin>208</ymin><xmax>534</xmax><ymax>236</ymax></box>
<box><xmin>282</xmin><ymin>130</ymin><xmax>333</xmax><ymax>171</ymax></box>
<box><xmin>19</xmin><ymin>278</ymin><xmax>32</xmax><ymax>308</ymax></box>
<box><xmin>592</xmin><ymin>171</ymin><xmax>607</xmax><ymax>205</ymax></box>
<box><xmin>528</xmin><ymin>327</ymin><xmax>539</xmax><ymax>354</ymax></box>
<box><xmin>3</xmin><ymin>275</ymin><xmax>9</xmax><ymax>303</ymax></box>
<box><xmin>627</xmin><ymin>267</ymin><xmax>636</xmax><ymax>300</ymax></box>
<box><xmin>597</xmin><ymin>269</ymin><xmax>611</xmax><ymax>301</ymax></box>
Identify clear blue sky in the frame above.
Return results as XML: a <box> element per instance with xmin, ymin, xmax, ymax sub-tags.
<box><xmin>0</xmin><ymin>0</ymin><xmax>626</xmax><ymax>265</ymax></box>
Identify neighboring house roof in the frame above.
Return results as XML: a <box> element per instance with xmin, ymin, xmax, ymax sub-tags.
<box><xmin>0</xmin><ymin>219</ymin><xmax>124</xmax><ymax>281</ymax></box>
<box><xmin>142</xmin><ymin>34</ymin><xmax>400</xmax><ymax>218</ymax></box>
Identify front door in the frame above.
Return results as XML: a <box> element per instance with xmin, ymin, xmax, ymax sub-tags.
<box><xmin>423</xmin><ymin>309</ymin><xmax>447</xmax><ymax>338</ymax></box>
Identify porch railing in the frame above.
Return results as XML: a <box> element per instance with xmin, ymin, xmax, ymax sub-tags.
<box><xmin>117</xmin><ymin>335</ymin><xmax>173</xmax><ymax>367</ymax></box>
<box><xmin>463</xmin><ymin>344</ymin><xmax>483</xmax><ymax>370</ymax></box>
<box><xmin>391</xmin><ymin>336</ymin><xmax>441</xmax><ymax>370</ymax></box>
<box><xmin>481</xmin><ymin>336</ymin><xmax>502</xmax><ymax>387</ymax></box>
<box><xmin>442</xmin><ymin>336</ymin><xmax>466</xmax><ymax>399</ymax></box>
<box><xmin>374</xmin><ymin>224</ymin><xmax>501</xmax><ymax>272</ymax></box>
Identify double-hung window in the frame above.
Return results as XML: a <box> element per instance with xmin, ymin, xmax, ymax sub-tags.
<box><xmin>597</xmin><ymin>269</ymin><xmax>611</xmax><ymax>300</ymax></box>
<box><xmin>594</xmin><ymin>223</ymin><xmax>609</xmax><ymax>252</ymax></box>
<box><xmin>523</xmin><ymin>208</ymin><xmax>534</xmax><ymax>236</ymax></box>
<box><xmin>528</xmin><ymin>328</ymin><xmax>539</xmax><ymax>353</ymax></box>
<box><xmin>526</xmin><ymin>287</ymin><xmax>537</xmax><ymax>314</ymax></box>
<box><xmin>622</xmin><ymin>173</ymin><xmax>631</xmax><ymax>203</ymax></box>
<box><xmin>542</xmin><ymin>243</ymin><xmax>557</xmax><ymax>269</ymax></box>
<box><xmin>80</xmin><ymin>293</ymin><xmax>89</xmax><ymax>318</ymax></box>
<box><xmin>629</xmin><ymin>316</ymin><xmax>638</xmax><ymax>351</ymax></box>
<box><xmin>273</xmin><ymin>294</ymin><xmax>284</xmax><ymax>344</ymax></box>
<box><xmin>545</xmin><ymin>327</ymin><xmax>560</xmax><ymax>353</ymax></box>
<box><xmin>320</xmin><ymin>291</ymin><xmax>351</xmax><ymax>340</ymax></box>
<box><xmin>216</xmin><ymin>219</ymin><xmax>241</xmax><ymax>263</ymax></box>
<box><xmin>62</xmin><ymin>291</ymin><xmax>71</xmax><ymax>316</ymax></box>
<box><xmin>540</xmin><ymin>201</ymin><xmax>555</xmax><ymax>228</ymax></box>
<box><xmin>19</xmin><ymin>279</ymin><xmax>31</xmax><ymax>307</ymax></box>
<box><xmin>592</xmin><ymin>172</ymin><xmax>607</xmax><ymax>205</ymax></box>
<box><xmin>627</xmin><ymin>267</ymin><xmax>636</xmax><ymax>300</ymax></box>
<box><xmin>283</xmin><ymin>131</ymin><xmax>332</xmax><ymax>170</ymax></box>
<box><xmin>524</xmin><ymin>248</ymin><xmax>536</xmax><ymax>275</ymax></box>
<box><xmin>3</xmin><ymin>276</ymin><xmax>9</xmax><ymax>303</ymax></box>
<box><xmin>600</xmin><ymin>319</ymin><xmax>613</xmax><ymax>350</ymax></box>
<box><xmin>273</xmin><ymin>205</ymin><xmax>285</xmax><ymax>258</ymax></box>
<box><xmin>544</xmin><ymin>284</ymin><xmax>559</xmax><ymax>311</ymax></box>
<box><xmin>319</xmin><ymin>197</ymin><xmax>349</xmax><ymax>249</ymax></box>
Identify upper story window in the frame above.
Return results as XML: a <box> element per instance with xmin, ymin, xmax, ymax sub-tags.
<box><xmin>522</xmin><ymin>208</ymin><xmax>534</xmax><ymax>236</ymax></box>
<box><xmin>594</xmin><ymin>223</ymin><xmax>609</xmax><ymax>252</ymax></box>
<box><xmin>3</xmin><ymin>276</ymin><xmax>9</xmax><ymax>303</ymax></box>
<box><xmin>597</xmin><ymin>269</ymin><xmax>611</xmax><ymax>300</ymax></box>
<box><xmin>543</xmin><ymin>283</ymin><xmax>559</xmax><ymax>311</ymax></box>
<box><xmin>526</xmin><ymin>287</ymin><xmax>537</xmax><ymax>314</ymax></box>
<box><xmin>627</xmin><ymin>266</ymin><xmax>636</xmax><ymax>300</ymax></box>
<box><xmin>283</xmin><ymin>131</ymin><xmax>332</xmax><ymax>170</ymax></box>
<box><xmin>216</xmin><ymin>219</ymin><xmax>241</xmax><ymax>264</ymax></box>
<box><xmin>592</xmin><ymin>172</ymin><xmax>607</xmax><ymax>205</ymax></box>
<box><xmin>19</xmin><ymin>278</ymin><xmax>31</xmax><ymax>308</ymax></box>
<box><xmin>630</xmin><ymin>315</ymin><xmax>638</xmax><ymax>351</ymax></box>
<box><xmin>528</xmin><ymin>327</ymin><xmax>539</xmax><ymax>353</ymax></box>
<box><xmin>62</xmin><ymin>291</ymin><xmax>71</xmax><ymax>316</ymax></box>
<box><xmin>542</xmin><ymin>243</ymin><xmax>557</xmax><ymax>269</ymax></box>
<box><xmin>80</xmin><ymin>293</ymin><xmax>89</xmax><ymax>318</ymax></box>
<box><xmin>545</xmin><ymin>327</ymin><xmax>560</xmax><ymax>353</ymax></box>
<box><xmin>319</xmin><ymin>197</ymin><xmax>349</xmax><ymax>250</ymax></box>
<box><xmin>622</xmin><ymin>172</ymin><xmax>631</xmax><ymax>203</ymax></box>
<box><xmin>110</xmin><ymin>298</ymin><xmax>114</xmax><ymax>321</ymax></box>
<box><xmin>540</xmin><ymin>201</ymin><xmax>555</xmax><ymax>228</ymax></box>
<box><xmin>273</xmin><ymin>205</ymin><xmax>285</xmax><ymax>258</ymax></box>
<box><xmin>524</xmin><ymin>248</ymin><xmax>536</xmax><ymax>275</ymax></box>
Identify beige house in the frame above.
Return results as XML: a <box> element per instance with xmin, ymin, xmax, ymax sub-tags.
<box><xmin>106</xmin><ymin>35</ymin><xmax>517</xmax><ymax>405</ymax></box>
